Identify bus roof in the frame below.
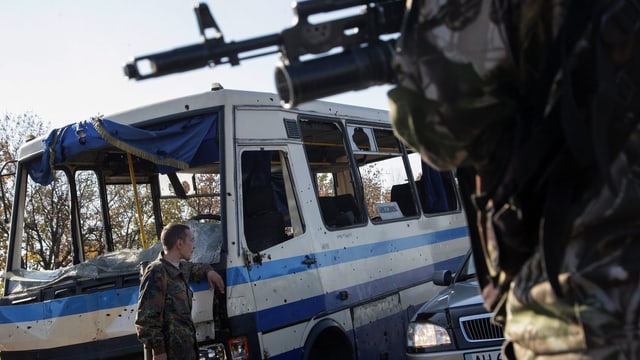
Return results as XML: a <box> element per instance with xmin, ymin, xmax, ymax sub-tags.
<box><xmin>17</xmin><ymin>88</ymin><xmax>390</xmax><ymax>162</ymax></box>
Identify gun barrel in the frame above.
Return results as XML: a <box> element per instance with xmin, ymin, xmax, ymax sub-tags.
<box><xmin>294</xmin><ymin>0</ymin><xmax>370</xmax><ymax>17</ymax></box>
<box><xmin>274</xmin><ymin>41</ymin><xmax>395</xmax><ymax>108</ymax></box>
<box><xmin>124</xmin><ymin>34</ymin><xmax>281</xmax><ymax>80</ymax></box>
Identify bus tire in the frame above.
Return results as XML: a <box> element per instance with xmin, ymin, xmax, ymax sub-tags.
<box><xmin>302</xmin><ymin>319</ymin><xmax>354</xmax><ymax>360</ymax></box>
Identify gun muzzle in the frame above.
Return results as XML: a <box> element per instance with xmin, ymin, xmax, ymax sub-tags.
<box><xmin>124</xmin><ymin>43</ymin><xmax>221</xmax><ymax>80</ymax></box>
<box><xmin>275</xmin><ymin>41</ymin><xmax>395</xmax><ymax>108</ymax></box>
<box><xmin>123</xmin><ymin>34</ymin><xmax>281</xmax><ymax>80</ymax></box>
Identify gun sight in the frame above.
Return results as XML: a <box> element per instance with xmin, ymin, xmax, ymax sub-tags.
<box><xmin>275</xmin><ymin>42</ymin><xmax>395</xmax><ymax>108</ymax></box>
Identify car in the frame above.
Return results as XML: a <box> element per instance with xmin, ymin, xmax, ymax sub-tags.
<box><xmin>406</xmin><ymin>250</ymin><xmax>504</xmax><ymax>359</ymax></box>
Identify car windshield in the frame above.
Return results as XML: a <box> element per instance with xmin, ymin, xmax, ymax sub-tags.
<box><xmin>457</xmin><ymin>252</ymin><xmax>477</xmax><ymax>281</ymax></box>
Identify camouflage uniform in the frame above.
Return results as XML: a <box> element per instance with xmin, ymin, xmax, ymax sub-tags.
<box><xmin>135</xmin><ymin>253</ymin><xmax>213</xmax><ymax>360</ymax></box>
<box><xmin>389</xmin><ymin>0</ymin><xmax>640</xmax><ymax>358</ymax></box>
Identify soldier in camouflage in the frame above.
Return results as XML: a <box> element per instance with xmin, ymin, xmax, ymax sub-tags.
<box><xmin>135</xmin><ymin>223</ymin><xmax>225</xmax><ymax>360</ymax></box>
<box><xmin>389</xmin><ymin>0</ymin><xmax>640</xmax><ymax>358</ymax></box>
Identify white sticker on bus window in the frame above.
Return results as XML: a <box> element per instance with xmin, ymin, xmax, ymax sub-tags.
<box><xmin>375</xmin><ymin>202</ymin><xmax>403</xmax><ymax>220</ymax></box>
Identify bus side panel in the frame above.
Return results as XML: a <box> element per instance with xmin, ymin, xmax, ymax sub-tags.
<box><xmin>0</xmin><ymin>286</ymin><xmax>138</xmax><ymax>351</ymax></box>
<box><xmin>220</xmin><ymin>234</ymin><xmax>467</xmax><ymax>358</ymax></box>
<box><xmin>259</xmin><ymin>309</ymin><xmax>354</xmax><ymax>360</ymax></box>
<box><xmin>0</xmin><ymin>284</ymin><xmax>220</xmax><ymax>358</ymax></box>
<box><xmin>224</xmin><ymin>231</ymin><xmax>466</xmax><ymax>333</ymax></box>
<box><xmin>352</xmin><ymin>294</ymin><xmax>406</xmax><ymax>360</ymax></box>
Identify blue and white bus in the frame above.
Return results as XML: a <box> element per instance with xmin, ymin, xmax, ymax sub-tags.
<box><xmin>0</xmin><ymin>89</ymin><xmax>468</xmax><ymax>359</ymax></box>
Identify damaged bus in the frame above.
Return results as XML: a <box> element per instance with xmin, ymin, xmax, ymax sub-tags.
<box><xmin>0</xmin><ymin>89</ymin><xmax>469</xmax><ymax>360</ymax></box>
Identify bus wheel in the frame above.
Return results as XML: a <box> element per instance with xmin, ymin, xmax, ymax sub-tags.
<box><xmin>304</xmin><ymin>321</ymin><xmax>353</xmax><ymax>360</ymax></box>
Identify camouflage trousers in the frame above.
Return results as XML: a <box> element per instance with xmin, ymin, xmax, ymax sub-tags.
<box><xmin>502</xmin><ymin>132</ymin><xmax>640</xmax><ymax>360</ymax></box>
<box><xmin>504</xmin><ymin>248</ymin><xmax>640</xmax><ymax>360</ymax></box>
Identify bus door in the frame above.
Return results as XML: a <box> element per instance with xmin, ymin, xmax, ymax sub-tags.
<box><xmin>237</xmin><ymin>146</ymin><xmax>324</xmax><ymax>356</ymax></box>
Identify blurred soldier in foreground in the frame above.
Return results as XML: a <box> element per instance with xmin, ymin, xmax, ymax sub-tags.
<box><xmin>389</xmin><ymin>0</ymin><xmax>640</xmax><ymax>358</ymax></box>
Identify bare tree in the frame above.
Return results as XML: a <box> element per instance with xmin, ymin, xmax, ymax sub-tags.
<box><xmin>186</xmin><ymin>173</ymin><xmax>222</xmax><ymax>217</ymax></box>
<box><xmin>316</xmin><ymin>173</ymin><xmax>335</xmax><ymax>196</ymax></box>
<box><xmin>0</xmin><ymin>112</ymin><xmax>51</xmax><ymax>289</ymax></box>
<box><xmin>359</xmin><ymin>164</ymin><xmax>389</xmax><ymax>217</ymax></box>
<box><xmin>107</xmin><ymin>183</ymin><xmax>157</xmax><ymax>250</ymax></box>
<box><xmin>23</xmin><ymin>172</ymin><xmax>73</xmax><ymax>270</ymax></box>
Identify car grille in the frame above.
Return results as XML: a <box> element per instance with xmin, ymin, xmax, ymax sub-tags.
<box><xmin>459</xmin><ymin>313</ymin><xmax>504</xmax><ymax>342</ymax></box>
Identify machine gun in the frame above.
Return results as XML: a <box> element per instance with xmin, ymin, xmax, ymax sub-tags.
<box><xmin>123</xmin><ymin>0</ymin><xmax>405</xmax><ymax>107</ymax></box>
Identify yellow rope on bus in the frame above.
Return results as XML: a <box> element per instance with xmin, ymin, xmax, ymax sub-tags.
<box><xmin>127</xmin><ymin>153</ymin><xmax>148</xmax><ymax>249</ymax></box>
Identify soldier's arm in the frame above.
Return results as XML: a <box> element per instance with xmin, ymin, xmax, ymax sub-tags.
<box><xmin>190</xmin><ymin>263</ymin><xmax>225</xmax><ymax>293</ymax></box>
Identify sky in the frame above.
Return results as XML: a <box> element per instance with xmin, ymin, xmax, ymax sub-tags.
<box><xmin>0</xmin><ymin>0</ymin><xmax>393</xmax><ymax>129</ymax></box>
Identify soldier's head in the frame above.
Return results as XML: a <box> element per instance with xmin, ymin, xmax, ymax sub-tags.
<box><xmin>160</xmin><ymin>223</ymin><xmax>195</xmax><ymax>260</ymax></box>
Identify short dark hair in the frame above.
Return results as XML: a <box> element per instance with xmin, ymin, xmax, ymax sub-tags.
<box><xmin>161</xmin><ymin>223</ymin><xmax>190</xmax><ymax>250</ymax></box>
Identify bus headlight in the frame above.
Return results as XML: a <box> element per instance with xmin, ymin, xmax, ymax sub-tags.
<box><xmin>198</xmin><ymin>343</ymin><xmax>227</xmax><ymax>359</ymax></box>
<box><xmin>407</xmin><ymin>321</ymin><xmax>452</xmax><ymax>348</ymax></box>
<box><xmin>228</xmin><ymin>336</ymin><xmax>249</xmax><ymax>360</ymax></box>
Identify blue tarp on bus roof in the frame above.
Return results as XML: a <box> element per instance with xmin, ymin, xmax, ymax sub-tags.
<box><xmin>28</xmin><ymin>113</ymin><xmax>218</xmax><ymax>185</ymax></box>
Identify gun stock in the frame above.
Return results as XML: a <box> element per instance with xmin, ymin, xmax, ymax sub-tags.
<box><xmin>124</xmin><ymin>0</ymin><xmax>405</xmax><ymax>107</ymax></box>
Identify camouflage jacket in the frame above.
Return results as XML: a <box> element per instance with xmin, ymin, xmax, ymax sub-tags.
<box><xmin>389</xmin><ymin>0</ymin><xmax>640</xmax><ymax>357</ymax></box>
<box><xmin>135</xmin><ymin>253</ymin><xmax>213</xmax><ymax>360</ymax></box>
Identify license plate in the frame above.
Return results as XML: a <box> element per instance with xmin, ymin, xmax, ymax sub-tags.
<box><xmin>464</xmin><ymin>349</ymin><xmax>502</xmax><ymax>360</ymax></box>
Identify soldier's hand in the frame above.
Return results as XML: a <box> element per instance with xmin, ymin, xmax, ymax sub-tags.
<box><xmin>207</xmin><ymin>270</ymin><xmax>225</xmax><ymax>293</ymax></box>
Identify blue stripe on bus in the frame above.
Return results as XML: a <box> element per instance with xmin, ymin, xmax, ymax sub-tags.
<box><xmin>253</xmin><ymin>255</ymin><xmax>464</xmax><ymax>333</ymax></box>
<box><xmin>226</xmin><ymin>226</ymin><xmax>468</xmax><ymax>287</ymax></box>
<box><xmin>262</xmin><ymin>275</ymin><xmax>451</xmax><ymax>360</ymax></box>
<box><xmin>0</xmin><ymin>227</ymin><xmax>467</xmax><ymax>325</ymax></box>
<box><xmin>0</xmin><ymin>286</ymin><xmax>139</xmax><ymax>324</ymax></box>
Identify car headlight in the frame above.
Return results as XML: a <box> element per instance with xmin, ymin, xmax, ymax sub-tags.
<box><xmin>407</xmin><ymin>321</ymin><xmax>452</xmax><ymax>348</ymax></box>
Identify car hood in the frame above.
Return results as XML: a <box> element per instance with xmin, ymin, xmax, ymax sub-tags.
<box><xmin>417</xmin><ymin>279</ymin><xmax>483</xmax><ymax>314</ymax></box>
